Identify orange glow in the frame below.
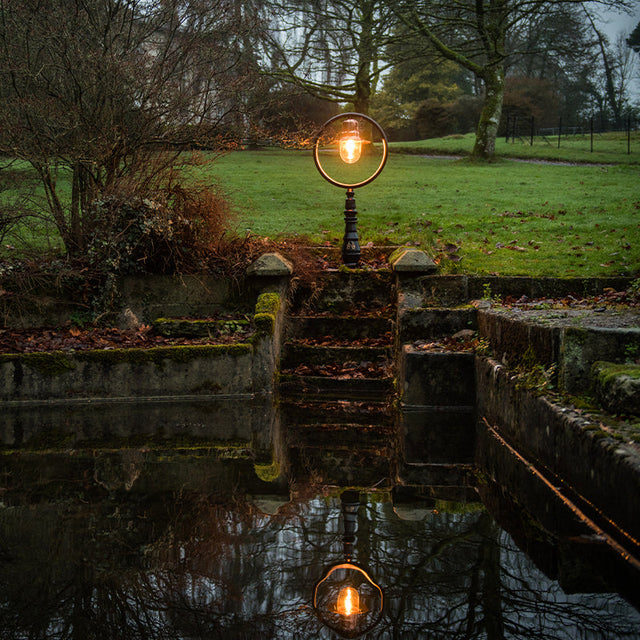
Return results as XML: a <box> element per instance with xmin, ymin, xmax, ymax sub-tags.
<box><xmin>339</xmin><ymin>137</ymin><xmax>362</xmax><ymax>164</ymax></box>
<box><xmin>336</xmin><ymin>586</ymin><xmax>361</xmax><ymax>616</ymax></box>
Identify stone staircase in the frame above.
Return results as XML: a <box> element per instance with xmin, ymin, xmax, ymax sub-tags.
<box><xmin>278</xmin><ymin>270</ymin><xmax>398</xmax><ymax>485</ymax></box>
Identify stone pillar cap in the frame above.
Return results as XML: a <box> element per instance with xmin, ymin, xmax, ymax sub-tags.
<box><xmin>247</xmin><ymin>252</ymin><xmax>293</xmax><ymax>277</ymax></box>
<box><xmin>389</xmin><ymin>248</ymin><xmax>437</xmax><ymax>273</ymax></box>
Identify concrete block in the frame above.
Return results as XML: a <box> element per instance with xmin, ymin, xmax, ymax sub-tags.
<box><xmin>401</xmin><ymin>406</ymin><xmax>475</xmax><ymax>464</ymax></box>
<box><xmin>400</xmin><ymin>346</ymin><xmax>475</xmax><ymax>406</ymax></box>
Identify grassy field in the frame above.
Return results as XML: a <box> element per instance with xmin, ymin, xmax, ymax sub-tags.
<box><xmin>392</xmin><ymin>131</ymin><xmax>640</xmax><ymax>165</ymax></box>
<box><xmin>2</xmin><ymin>137</ymin><xmax>639</xmax><ymax>277</ymax></box>
<box><xmin>203</xmin><ymin>148</ymin><xmax>639</xmax><ymax>277</ymax></box>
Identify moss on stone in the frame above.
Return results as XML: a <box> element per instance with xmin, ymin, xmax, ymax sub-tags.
<box><xmin>564</xmin><ymin>394</ymin><xmax>599</xmax><ymax>411</ymax></box>
<box><xmin>388</xmin><ymin>247</ymin><xmax>411</xmax><ymax>265</ymax></box>
<box><xmin>254</xmin><ymin>460</ymin><xmax>281</xmax><ymax>482</ymax></box>
<box><xmin>253</xmin><ymin>312</ymin><xmax>275</xmax><ymax>334</ymax></box>
<box><xmin>253</xmin><ymin>292</ymin><xmax>280</xmax><ymax>336</ymax></box>
<box><xmin>153</xmin><ymin>317</ymin><xmax>250</xmax><ymax>338</ymax></box>
<box><xmin>255</xmin><ymin>292</ymin><xmax>280</xmax><ymax>316</ymax></box>
<box><xmin>0</xmin><ymin>351</ymin><xmax>76</xmax><ymax>377</ymax></box>
<box><xmin>584</xmin><ymin>427</ymin><xmax>611</xmax><ymax>440</ymax></box>
<box><xmin>592</xmin><ymin>361</ymin><xmax>640</xmax><ymax>385</ymax></box>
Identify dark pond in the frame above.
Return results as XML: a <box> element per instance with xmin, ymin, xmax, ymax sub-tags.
<box><xmin>0</xmin><ymin>398</ymin><xmax>639</xmax><ymax>639</ymax></box>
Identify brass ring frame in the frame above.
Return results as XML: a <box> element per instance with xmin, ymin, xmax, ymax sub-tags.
<box><xmin>313</xmin><ymin>112</ymin><xmax>388</xmax><ymax>189</ymax></box>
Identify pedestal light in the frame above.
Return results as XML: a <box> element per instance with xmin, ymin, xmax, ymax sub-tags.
<box><xmin>313</xmin><ymin>113</ymin><xmax>388</xmax><ymax>267</ymax></box>
<box><xmin>313</xmin><ymin>491</ymin><xmax>383</xmax><ymax>638</ymax></box>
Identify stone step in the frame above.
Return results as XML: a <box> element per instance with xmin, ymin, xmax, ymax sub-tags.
<box><xmin>285</xmin><ymin>315</ymin><xmax>394</xmax><ymax>341</ymax></box>
<box><xmin>281</xmin><ymin>343</ymin><xmax>392</xmax><ymax>368</ymax></box>
<box><xmin>398</xmin><ymin>462</ymin><xmax>477</xmax><ymax>489</ymax></box>
<box><xmin>280</xmin><ymin>399</ymin><xmax>394</xmax><ymax>426</ymax></box>
<box><xmin>278</xmin><ymin>374</ymin><xmax>395</xmax><ymax>400</ymax></box>
<box><xmin>398</xmin><ymin>307</ymin><xmax>477</xmax><ymax>342</ymax></box>
<box><xmin>288</xmin><ymin>269</ymin><xmax>395</xmax><ymax>315</ymax></box>
<box><xmin>287</xmin><ymin>444</ymin><xmax>396</xmax><ymax>486</ymax></box>
<box><xmin>153</xmin><ymin>317</ymin><xmax>251</xmax><ymax>338</ymax></box>
<box><xmin>592</xmin><ymin>361</ymin><xmax>640</xmax><ymax>416</ymax></box>
<box><xmin>287</xmin><ymin>422</ymin><xmax>395</xmax><ymax>448</ymax></box>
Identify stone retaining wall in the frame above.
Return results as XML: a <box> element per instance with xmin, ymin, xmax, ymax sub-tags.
<box><xmin>0</xmin><ymin>287</ymin><xmax>287</xmax><ymax>402</ymax></box>
<box><xmin>0</xmin><ymin>344</ymin><xmax>254</xmax><ymax>401</ymax></box>
<box><xmin>476</xmin><ymin>356</ymin><xmax>640</xmax><ymax>541</ymax></box>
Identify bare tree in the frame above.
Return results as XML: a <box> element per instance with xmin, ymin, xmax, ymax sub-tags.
<box><xmin>263</xmin><ymin>0</ymin><xmax>399</xmax><ymax>114</ymax></box>
<box><xmin>0</xmin><ymin>0</ymin><xmax>262</xmax><ymax>257</ymax></box>
<box><xmin>386</xmin><ymin>0</ymin><xmax>633</xmax><ymax>159</ymax></box>
<box><xmin>585</xmin><ymin>8</ymin><xmax>638</xmax><ymax>125</ymax></box>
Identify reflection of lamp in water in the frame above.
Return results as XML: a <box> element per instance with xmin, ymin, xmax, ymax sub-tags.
<box><xmin>313</xmin><ymin>491</ymin><xmax>383</xmax><ymax>639</ymax></box>
<box><xmin>339</xmin><ymin>119</ymin><xmax>362</xmax><ymax>164</ymax></box>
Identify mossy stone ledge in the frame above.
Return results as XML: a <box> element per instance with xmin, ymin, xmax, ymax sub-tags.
<box><xmin>592</xmin><ymin>361</ymin><xmax>640</xmax><ymax>416</ymax></box>
<box><xmin>0</xmin><ymin>344</ymin><xmax>254</xmax><ymax>401</ymax></box>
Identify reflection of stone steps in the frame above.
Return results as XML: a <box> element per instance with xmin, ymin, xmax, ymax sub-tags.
<box><xmin>279</xmin><ymin>271</ymin><xmax>398</xmax><ymax>484</ymax></box>
<box><xmin>0</xmin><ymin>396</ymin><xmax>276</xmax><ymax>460</ymax></box>
<box><xmin>282</xmin><ymin>399</ymin><xmax>396</xmax><ymax>484</ymax></box>
<box><xmin>280</xmin><ymin>399</ymin><xmax>393</xmax><ymax>427</ymax></box>
<box><xmin>397</xmin><ymin>314</ymin><xmax>478</xmax><ymax>492</ymax></box>
<box><xmin>398</xmin><ymin>464</ymin><xmax>478</xmax><ymax>503</ymax></box>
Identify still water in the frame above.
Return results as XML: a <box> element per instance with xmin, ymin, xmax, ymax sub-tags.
<box><xmin>0</xmin><ymin>398</ymin><xmax>639</xmax><ymax>639</ymax></box>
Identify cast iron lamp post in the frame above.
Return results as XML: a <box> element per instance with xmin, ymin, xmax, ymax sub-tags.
<box><xmin>313</xmin><ymin>113</ymin><xmax>388</xmax><ymax>268</ymax></box>
<box><xmin>313</xmin><ymin>490</ymin><xmax>383</xmax><ymax>638</ymax></box>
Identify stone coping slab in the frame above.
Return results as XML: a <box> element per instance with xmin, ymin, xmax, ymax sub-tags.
<box><xmin>477</xmin><ymin>307</ymin><xmax>640</xmax><ymax>394</ymax></box>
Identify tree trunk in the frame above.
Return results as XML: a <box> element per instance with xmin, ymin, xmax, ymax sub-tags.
<box><xmin>353</xmin><ymin>75</ymin><xmax>371</xmax><ymax>114</ymax></box>
<box><xmin>353</xmin><ymin>0</ymin><xmax>375</xmax><ymax>114</ymax></box>
<box><xmin>472</xmin><ymin>67</ymin><xmax>504</xmax><ymax>159</ymax></box>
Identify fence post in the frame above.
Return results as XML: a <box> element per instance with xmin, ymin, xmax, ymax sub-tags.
<box><xmin>590</xmin><ymin>116</ymin><xmax>594</xmax><ymax>153</ymax></box>
<box><xmin>505</xmin><ymin>115</ymin><xmax>510</xmax><ymax>143</ymax></box>
<box><xmin>628</xmin><ymin>113</ymin><xmax>632</xmax><ymax>155</ymax></box>
<box><xmin>530</xmin><ymin>116</ymin><xmax>534</xmax><ymax>146</ymax></box>
<box><xmin>558</xmin><ymin>117</ymin><xmax>562</xmax><ymax>149</ymax></box>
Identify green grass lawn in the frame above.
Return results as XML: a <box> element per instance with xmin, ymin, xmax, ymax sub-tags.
<box><xmin>204</xmin><ymin>148</ymin><xmax>640</xmax><ymax>277</ymax></box>
<box><xmin>3</xmin><ymin>139</ymin><xmax>639</xmax><ymax>278</ymax></box>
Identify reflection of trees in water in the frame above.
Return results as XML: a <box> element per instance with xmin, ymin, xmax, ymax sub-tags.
<box><xmin>0</xmin><ymin>492</ymin><xmax>639</xmax><ymax>639</ymax></box>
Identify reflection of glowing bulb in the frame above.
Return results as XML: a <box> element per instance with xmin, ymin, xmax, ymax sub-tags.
<box><xmin>337</xmin><ymin>586</ymin><xmax>360</xmax><ymax>616</ymax></box>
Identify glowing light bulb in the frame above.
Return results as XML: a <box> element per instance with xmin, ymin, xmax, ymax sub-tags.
<box><xmin>336</xmin><ymin>586</ymin><xmax>360</xmax><ymax>616</ymax></box>
<box><xmin>339</xmin><ymin>119</ymin><xmax>362</xmax><ymax>164</ymax></box>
